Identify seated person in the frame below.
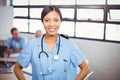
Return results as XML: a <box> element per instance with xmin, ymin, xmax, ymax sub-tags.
<box><xmin>5</xmin><ymin>27</ymin><xmax>28</xmax><ymax>57</ymax></box>
<box><xmin>35</xmin><ymin>30</ymin><xmax>43</xmax><ymax>38</ymax></box>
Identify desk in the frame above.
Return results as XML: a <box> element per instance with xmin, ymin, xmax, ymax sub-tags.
<box><xmin>0</xmin><ymin>57</ymin><xmax>17</xmax><ymax>62</ymax></box>
<box><xmin>0</xmin><ymin>65</ymin><xmax>32</xmax><ymax>80</ymax></box>
<box><xmin>0</xmin><ymin>57</ymin><xmax>17</xmax><ymax>73</ymax></box>
<box><xmin>0</xmin><ymin>57</ymin><xmax>32</xmax><ymax>80</ymax></box>
<box><xmin>0</xmin><ymin>65</ymin><xmax>17</xmax><ymax>80</ymax></box>
<box><xmin>0</xmin><ymin>57</ymin><xmax>17</xmax><ymax>80</ymax></box>
<box><xmin>0</xmin><ymin>72</ymin><xmax>18</xmax><ymax>80</ymax></box>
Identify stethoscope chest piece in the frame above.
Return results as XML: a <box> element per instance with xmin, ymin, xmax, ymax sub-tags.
<box><xmin>53</xmin><ymin>55</ymin><xmax>59</xmax><ymax>61</ymax></box>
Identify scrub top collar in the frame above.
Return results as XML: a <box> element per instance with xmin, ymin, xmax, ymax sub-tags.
<box><xmin>35</xmin><ymin>34</ymin><xmax>63</xmax><ymax>55</ymax></box>
<box><xmin>36</xmin><ymin>34</ymin><xmax>63</xmax><ymax>47</ymax></box>
<box><xmin>12</xmin><ymin>37</ymin><xmax>20</xmax><ymax>41</ymax></box>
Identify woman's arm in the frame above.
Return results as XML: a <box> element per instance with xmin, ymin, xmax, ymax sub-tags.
<box><xmin>75</xmin><ymin>60</ymin><xmax>89</xmax><ymax>80</ymax></box>
<box><xmin>14</xmin><ymin>61</ymin><xmax>25</xmax><ymax>80</ymax></box>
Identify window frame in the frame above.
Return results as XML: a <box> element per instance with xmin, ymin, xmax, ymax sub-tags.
<box><xmin>11</xmin><ymin>0</ymin><xmax>120</xmax><ymax>43</ymax></box>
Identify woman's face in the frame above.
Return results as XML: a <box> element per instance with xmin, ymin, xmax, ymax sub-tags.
<box><xmin>42</xmin><ymin>10</ymin><xmax>61</xmax><ymax>36</ymax></box>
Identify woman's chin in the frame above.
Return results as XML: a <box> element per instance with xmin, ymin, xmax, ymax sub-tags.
<box><xmin>46</xmin><ymin>32</ymin><xmax>58</xmax><ymax>36</ymax></box>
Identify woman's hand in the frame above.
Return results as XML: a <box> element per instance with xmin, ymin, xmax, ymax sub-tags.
<box><xmin>75</xmin><ymin>60</ymin><xmax>89</xmax><ymax>80</ymax></box>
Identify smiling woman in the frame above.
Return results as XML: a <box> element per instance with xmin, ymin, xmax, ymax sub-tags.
<box><xmin>14</xmin><ymin>6</ymin><xmax>89</xmax><ymax>80</ymax></box>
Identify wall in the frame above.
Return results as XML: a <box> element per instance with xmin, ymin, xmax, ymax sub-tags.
<box><xmin>0</xmin><ymin>0</ymin><xmax>6</xmax><ymax>6</ymax></box>
<box><xmin>20</xmin><ymin>33</ymin><xmax>35</xmax><ymax>40</ymax></box>
<box><xmin>71</xmin><ymin>38</ymin><xmax>120</xmax><ymax>80</ymax></box>
<box><xmin>0</xmin><ymin>0</ymin><xmax>13</xmax><ymax>40</ymax></box>
<box><xmin>0</xmin><ymin>6</ymin><xmax>13</xmax><ymax>40</ymax></box>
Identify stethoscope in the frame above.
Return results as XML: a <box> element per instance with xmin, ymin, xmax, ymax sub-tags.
<box><xmin>38</xmin><ymin>34</ymin><xmax>61</xmax><ymax>75</ymax></box>
<box><xmin>38</xmin><ymin>34</ymin><xmax>60</xmax><ymax>61</ymax></box>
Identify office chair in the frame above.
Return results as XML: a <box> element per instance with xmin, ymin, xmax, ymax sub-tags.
<box><xmin>84</xmin><ymin>71</ymin><xmax>94</xmax><ymax>80</ymax></box>
<box><xmin>0</xmin><ymin>45</ymin><xmax>7</xmax><ymax>58</ymax></box>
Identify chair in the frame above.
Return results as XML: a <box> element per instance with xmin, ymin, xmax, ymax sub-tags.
<box><xmin>0</xmin><ymin>45</ymin><xmax>12</xmax><ymax>73</ymax></box>
<box><xmin>0</xmin><ymin>45</ymin><xmax>7</xmax><ymax>58</ymax></box>
<box><xmin>84</xmin><ymin>71</ymin><xmax>94</xmax><ymax>80</ymax></box>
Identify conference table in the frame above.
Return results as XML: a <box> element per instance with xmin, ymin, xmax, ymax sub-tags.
<box><xmin>0</xmin><ymin>57</ymin><xmax>32</xmax><ymax>80</ymax></box>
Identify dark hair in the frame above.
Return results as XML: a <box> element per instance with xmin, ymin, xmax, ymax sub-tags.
<box><xmin>11</xmin><ymin>27</ymin><xmax>18</xmax><ymax>34</ymax></box>
<box><xmin>41</xmin><ymin>6</ymin><xmax>62</xmax><ymax>22</ymax></box>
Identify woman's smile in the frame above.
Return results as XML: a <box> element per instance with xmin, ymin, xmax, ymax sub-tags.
<box><xmin>48</xmin><ymin>27</ymin><xmax>56</xmax><ymax>32</ymax></box>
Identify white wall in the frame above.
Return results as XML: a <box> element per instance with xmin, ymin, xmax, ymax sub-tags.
<box><xmin>0</xmin><ymin>6</ymin><xmax>13</xmax><ymax>40</ymax></box>
<box><xmin>20</xmin><ymin>33</ymin><xmax>35</xmax><ymax>40</ymax></box>
<box><xmin>71</xmin><ymin>38</ymin><xmax>120</xmax><ymax>80</ymax></box>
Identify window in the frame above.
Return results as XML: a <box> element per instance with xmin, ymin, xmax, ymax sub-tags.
<box><xmin>76</xmin><ymin>22</ymin><xmax>104</xmax><ymax>39</ymax></box>
<box><xmin>77</xmin><ymin>0</ymin><xmax>105</xmax><ymax>5</ymax></box>
<box><xmin>60</xmin><ymin>8</ymin><xmax>74</xmax><ymax>19</ymax></box>
<box><xmin>13</xmin><ymin>19</ymin><xmax>28</xmax><ymax>32</ymax></box>
<box><xmin>30</xmin><ymin>8</ymin><xmax>43</xmax><ymax>18</ymax></box>
<box><xmin>106</xmin><ymin>24</ymin><xmax>120</xmax><ymax>41</ymax></box>
<box><xmin>14</xmin><ymin>8</ymin><xmax>28</xmax><ymax>17</ymax></box>
<box><xmin>77</xmin><ymin>9</ymin><xmax>104</xmax><ymax>21</ymax></box>
<box><xmin>59</xmin><ymin>21</ymin><xmax>74</xmax><ymax>36</ymax></box>
<box><xmin>51</xmin><ymin>0</ymin><xmax>75</xmax><ymax>5</ymax></box>
<box><xmin>13</xmin><ymin>0</ymin><xmax>29</xmax><ymax>5</ymax></box>
<box><xmin>29</xmin><ymin>20</ymin><xmax>45</xmax><ymax>33</ymax></box>
<box><xmin>108</xmin><ymin>10</ymin><xmax>120</xmax><ymax>22</ymax></box>
<box><xmin>108</xmin><ymin>0</ymin><xmax>120</xmax><ymax>5</ymax></box>
<box><xmin>30</xmin><ymin>0</ymin><xmax>50</xmax><ymax>5</ymax></box>
<box><xmin>12</xmin><ymin>0</ymin><xmax>120</xmax><ymax>42</ymax></box>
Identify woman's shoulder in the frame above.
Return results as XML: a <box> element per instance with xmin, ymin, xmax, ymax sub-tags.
<box><xmin>60</xmin><ymin>36</ymin><xmax>75</xmax><ymax>46</ymax></box>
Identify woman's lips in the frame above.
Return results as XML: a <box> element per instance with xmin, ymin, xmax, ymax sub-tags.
<box><xmin>48</xmin><ymin>28</ymin><xmax>56</xmax><ymax>32</ymax></box>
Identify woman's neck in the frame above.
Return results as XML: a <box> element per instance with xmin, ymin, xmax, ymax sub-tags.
<box><xmin>44</xmin><ymin>33</ymin><xmax>58</xmax><ymax>51</ymax></box>
<box><xmin>44</xmin><ymin>33</ymin><xmax>58</xmax><ymax>42</ymax></box>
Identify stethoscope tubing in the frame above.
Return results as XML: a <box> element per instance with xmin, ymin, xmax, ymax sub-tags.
<box><xmin>38</xmin><ymin>34</ymin><xmax>60</xmax><ymax>59</ymax></box>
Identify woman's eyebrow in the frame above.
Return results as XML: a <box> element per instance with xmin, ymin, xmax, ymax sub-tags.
<box><xmin>44</xmin><ymin>18</ymin><xmax>60</xmax><ymax>20</ymax></box>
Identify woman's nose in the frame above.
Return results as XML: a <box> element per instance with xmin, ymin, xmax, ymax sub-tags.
<box><xmin>49</xmin><ymin>21</ymin><xmax>55</xmax><ymax>27</ymax></box>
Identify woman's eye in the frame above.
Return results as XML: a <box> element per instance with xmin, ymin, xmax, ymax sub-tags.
<box><xmin>44</xmin><ymin>20</ymin><xmax>49</xmax><ymax>22</ymax></box>
<box><xmin>54</xmin><ymin>19</ymin><xmax>59</xmax><ymax>22</ymax></box>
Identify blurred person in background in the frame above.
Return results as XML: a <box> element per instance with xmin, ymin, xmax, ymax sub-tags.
<box><xmin>5</xmin><ymin>27</ymin><xmax>28</xmax><ymax>57</ymax></box>
<box><xmin>35</xmin><ymin>30</ymin><xmax>43</xmax><ymax>38</ymax></box>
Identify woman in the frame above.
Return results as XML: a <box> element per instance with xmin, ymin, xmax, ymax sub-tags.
<box><xmin>14</xmin><ymin>6</ymin><xmax>89</xmax><ymax>80</ymax></box>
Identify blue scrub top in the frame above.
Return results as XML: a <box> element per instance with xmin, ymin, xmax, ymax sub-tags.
<box><xmin>6</xmin><ymin>36</ymin><xmax>28</xmax><ymax>50</ymax></box>
<box><xmin>17</xmin><ymin>35</ymin><xmax>86</xmax><ymax>80</ymax></box>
